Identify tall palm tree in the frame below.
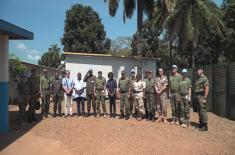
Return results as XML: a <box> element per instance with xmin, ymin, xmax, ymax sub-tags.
<box><xmin>156</xmin><ymin>0</ymin><xmax>226</xmax><ymax>68</ymax></box>
<box><xmin>105</xmin><ymin>0</ymin><xmax>154</xmax><ymax>74</ymax></box>
<box><xmin>38</xmin><ymin>44</ymin><xmax>62</xmax><ymax>68</ymax></box>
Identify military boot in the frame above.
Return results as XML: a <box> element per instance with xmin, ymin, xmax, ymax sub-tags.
<box><xmin>125</xmin><ymin>114</ymin><xmax>130</xmax><ymax>120</ymax></box>
<box><xmin>137</xmin><ymin>114</ymin><xmax>143</xmax><ymax>121</ymax></box>
<box><xmin>199</xmin><ymin>123</ymin><xmax>208</xmax><ymax>131</ymax></box>
<box><xmin>198</xmin><ymin>120</ymin><xmax>203</xmax><ymax>129</ymax></box>
<box><xmin>145</xmin><ymin>112</ymin><xmax>149</xmax><ymax>119</ymax></box>
<box><xmin>86</xmin><ymin>111</ymin><xmax>91</xmax><ymax>117</ymax></box>
<box><xmin>119</xmin><ymin>114</ymin><xmax>125</xmax><ymax>119</ymax></box>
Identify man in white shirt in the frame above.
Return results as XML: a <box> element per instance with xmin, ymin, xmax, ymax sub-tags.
<box><xmin>133</xmin><ymin>74</ymin><xmax>146</xmax><ymax>121</ymax></box>
<box><xmin>73</xmin><ymin>72</ymin><xmax>86</xmax><ymax>117</ymax></box>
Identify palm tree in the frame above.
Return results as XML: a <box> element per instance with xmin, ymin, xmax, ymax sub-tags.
<box><xmin>153</xmin><ymin>0</ymin><xmax>227</xmax><ymax>68</ymax></box>
<box><xmin>105</xmin><ymin>0</ymin><xmax>154</xmax><ymax>74</ymax></box>
<box><xmin>38</xmin><ymin>44</ymin><xmax>62</xmax><ymax>68</ymax></box>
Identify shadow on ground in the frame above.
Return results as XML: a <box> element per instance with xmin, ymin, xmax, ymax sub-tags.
<box><xmin>0</xmin><ymin>109</ymin><xmax>43</xmax><ymax>151</ymax></box>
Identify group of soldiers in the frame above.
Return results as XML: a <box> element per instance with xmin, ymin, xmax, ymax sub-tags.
<box><xmin>17</xmin><ymin>65</ymin><xmax>209</xmax><ymax>131</ymax></box>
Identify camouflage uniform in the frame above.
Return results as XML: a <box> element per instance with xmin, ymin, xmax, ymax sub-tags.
<box><xmin>84</xmin><ymin>74</ymin><xmax>96</xmax><ymax>115</ymax></box>
<box><xmin>130</xmin><ymin>77</ymin><xmax>136</xmax><ymax>116</ymax></box>
<box><xmin>155</xmin><ymin>75</ymin><xmax>168</xmax><ymax>117</ymax></box>
<box><xmin>169</xmin><ymin>73</ymin><xmax>182</xmax><ymax>122</ymax></box>
<box><xmin>133</xmin><ymin>80</ymin><xmax>146</xmax><ymax>116</ymax></box>
<box><xmin>179</xmin><ymin>77</ymin><xmax>192</xmax><ymax>125</ymax></box>
<box><xmin>40</xmin><ymin>75</ymin><xmax>50</xmax><ymax>116</ymax></box>
<box><xmin>195</xmin><ymin>74</ymin><xmax>209</xmax><ymax>126</ymax></box>
<box><xmin>95</xmin><ymin>76</ymin><xmax>107</xmax><ymax>115</ymax></box>
<box><xmin>27</xmin><ymin>75</ymin><xmax>40</xmax><ymax>122</ymax></box>
<box><xmin>145</xmin><ymin>78</ymin><xmax>156</xmax><ymax>119</ymax></box>
<box><xmin>17</xmin><ymin>78</ymin><xmax>29</xmax><ymax>124</ymax></box>
<box><xmin>51</xmin><ymin>78</ymin><xmax>62</xmax><ymax>116</ymax></box>
<box><xmin>118</xmin><ymin>77</ymin><xmax>130</xmax><ymax>116</ymax></box>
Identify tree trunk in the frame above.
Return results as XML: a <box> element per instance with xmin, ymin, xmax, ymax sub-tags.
<box><xmin>169</xmin><ymin>38</ymin><xmax>173</xmax><ymax>68</ymax></box>
<box><xmin>137</xmin><ymin>0</ymin><xmax>143</xmax><ymax>75</ymax></box>
<box><xmin>192</xmin><ymin>43</ymin><xmax>196</xmax><ymax>68</ymax></box>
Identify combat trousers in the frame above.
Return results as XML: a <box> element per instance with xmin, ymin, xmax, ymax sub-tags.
<box><xmin>64</xmin><ymin>94</ymin><xmax>73</xmax><ymax>116</ymax></box>
<box><xmin>87</xmin><ymin>94</ymin><xmax>96</xmax><ymax>114</ymax></box>
<box><xmin>53</xmin><ymin>94</ymin><xmax>62</xmax><ymax>115</ymax></box>
<box><xmin>120</xmin><ymin>93</ymin><xmax>130</xmax><ymax>115</ymax></box>
<box><xmin>42</xmin><ymin>91</ymin><xmax>50</xmax><ymax>116</ymax></box>
<box><xmin>146</xmin><ymin>92</ymin><xmax>156</xmax><ymax>117</ymax></box>
<box><xmin>28</xmin><ymin>95</ymin><xmax>37</xmax><ymax>121</ymax></box>
<box><xmin>156</xmin><ymin>94</ymin><xmax>167</xmax><ymax>117</ymax></box>
<box><xmin>96</xmin><ymin>90</ymin><xmax>106</xmax><ymax>114</ymax></box>
<box><xmin>134</xmin><ymin>94</ymin><xmax>144</xmax><ymax>115</ymax></box>
<box><xmin>170</xmin><ymin>93</ymin><xmax>181</xmax><ymax>121</ymax></box>
<box><xmin>130</xmin><ymin>93</ymin><xmax>135</xmax><ymax>115</ymax></box>
<box><xmin>196</xmin><ymin>95</ymin><xmax>208</xmax><ymax>124</ymax></box>
<box><xmin>18</xmin><ymin>96</ymin><xmax>28</xmax><ymax>123</ymax></box>
<box><xmin>180</xmin><ymin>95</ymin><xmax>190</xmax><ymax>125</ymax></box>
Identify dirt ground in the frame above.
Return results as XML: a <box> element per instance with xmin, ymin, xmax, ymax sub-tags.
<box><xmin>1</xmin><ymin>100</ymin><xmax>235</xmax><ymax>155</ymax></box>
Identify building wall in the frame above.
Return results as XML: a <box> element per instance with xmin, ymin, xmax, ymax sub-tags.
<box><xmin>65</xmin><ymin>55</ymin><xmax>157</xmax><ymax>81</ymax></box>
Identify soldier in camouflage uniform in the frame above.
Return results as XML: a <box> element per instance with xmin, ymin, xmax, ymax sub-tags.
<box><xmin>129</xmin><ymin>69</ymin><xmax>136</xmax><ymax>118</ymax></box>
<box><xmin>83</xmin><ymin>69</ymin><xmax>96</xmax><ymax>117</ymax></box>
<box><xmin>95</xmin><ymin>71</ymin><xmax>107</xmax><ymax>118</ymax></box>
<box><xmin>118</xmin><ymin>70</ymin><xmax>131</xmax><ymax>120</ymax></box>
<box><xmin>40</xmin><ymin>69</ymin><xmax>50</xmax><ymax>118</ymax></box>
<box><xmin>27</xmin><ymin>69</ymin><xmax>40</xmax><ymax>122</ymax></box>
<box><xmin>179</xmin><ymin>69</ymin><xmax>192</xmax><ymax>128</ymax></box>
<box><xmin>169</xmin><ymin>65</ymin><xmax>182</xmax><ymax>125</ymax></box>
<box><xmin>155</xmin><ymin>68</ymin><xmax>168</xmax><ymax>124</ymax></box>
<box><xmin>51</xmin><ymin>72</ymin><xmax>62</xmax><ymax>117</ymax></box>
<box><xmin>195</xmin><ymin>67</ymin><xmax>209</xmax><ymax>131</ymax></box>
<box><xmin>145</xmin><ymin>70</ymin><xmax>156</xmax><ymax>121</ymax></box>
<box><xmin>17</xmin><ymin>73</ymin><xmax>29</xmax><ymax>125</ymax></box>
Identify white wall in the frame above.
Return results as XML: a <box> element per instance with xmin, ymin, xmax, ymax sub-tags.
<box><xmin>66</xmin><ymin>55</ymin><xmax>156</xmax><ymax>81</ymax></box>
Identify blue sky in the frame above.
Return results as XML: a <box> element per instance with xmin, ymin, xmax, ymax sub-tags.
<box><xmin>0</xmin><ymin>0</ymin><xmax>223</xmax><ymax>64</ymax></box>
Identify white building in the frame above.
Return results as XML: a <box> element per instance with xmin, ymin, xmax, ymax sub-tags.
<box><xmin>64</xmin><ymin>52</ymin><xmax>160</xmax><ymax>80</ymax></box>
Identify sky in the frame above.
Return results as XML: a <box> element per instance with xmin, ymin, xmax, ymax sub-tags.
<box><xmin>0</xmin><ymin>0</ymin><xmax>223</xmax><ymax>64</ymax></box>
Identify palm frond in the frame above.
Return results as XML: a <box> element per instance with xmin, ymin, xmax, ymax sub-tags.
<box><xmin>123</xmin><ymin>0</ymin><xmax>136</xmax><ymax>22</ymax></box>
<box><xmin>143</xmin><ymin>0</ymin><xmax>154</xmax><ymax>18</ymax></box>
<box><xmin>109</xmin><ymin>0</ymin><xmax>119</xmax><ymax>17</ymax></box>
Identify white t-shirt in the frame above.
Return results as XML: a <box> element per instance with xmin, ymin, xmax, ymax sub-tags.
<box><xmin>73</xmin><ymin>79</ymin><xmax>86</xmax><ymax>98</ymax></box>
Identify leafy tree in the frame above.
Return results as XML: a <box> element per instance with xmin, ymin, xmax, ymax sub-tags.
<box><xmin>111</xmin><ymin>36</ymin><xmax>132</xmax><ymax>52</ymax></box>
<box><xmin>38</xmin><ymin>44</ymin><xmax>62</xmax><ymax>68</ymax></box>
<box><xmin>132</xmin><ymin>22</ymin><xmax>159</xmax><ymax>57</ymax></box>
<box><xmin>221</xmin><ymin>0</ymin><xmax>235</xmax><ymax>62</ymax></box>
<box><xmin>9</xmin><ymin>54</ymin><xmax>27</xmax><ymax>81</ymax></box>
<box><xmin>61</xmin><ymin>4</ymin><xmax>109</xmax><ymax>53</ymax></box>
<box><xmin>108</xmin><ymin>48</ymin><xmax>132</xmax><ymax>57</ymax></box>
